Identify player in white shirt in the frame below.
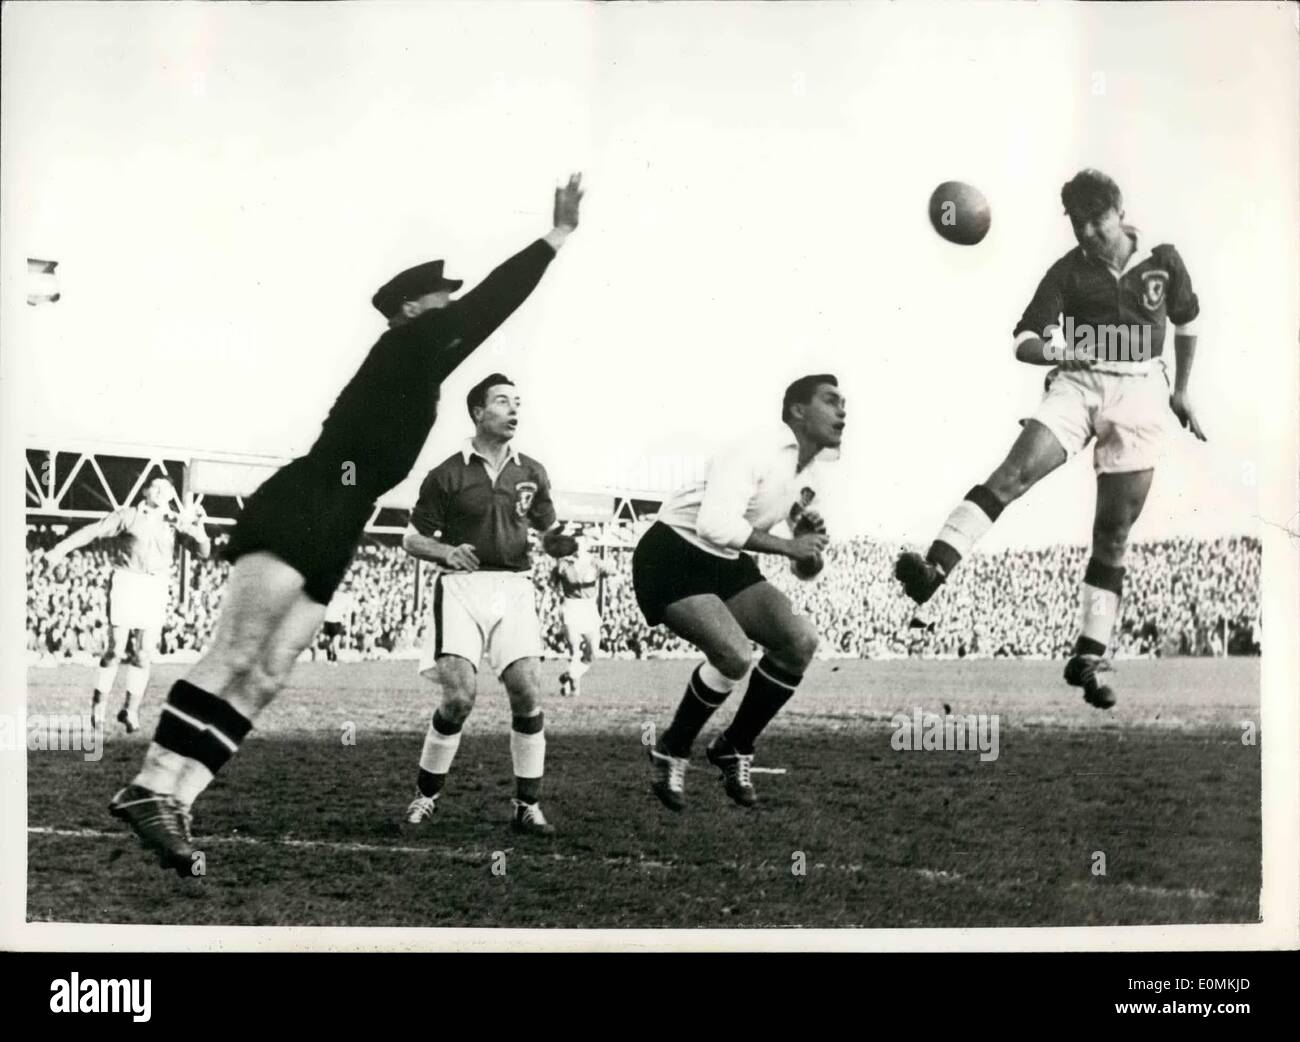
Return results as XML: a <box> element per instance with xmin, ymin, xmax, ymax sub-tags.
<box><xmin>45</xmin><ymin>477</ymin><xmax>210</xmax><ymax>732</ymax></box>
<box><xmin>550</xmin><ymin>537</ymin><xmax>615</xmax><ymax>697</ymax></box>
<box><xmin>633</xmin><ymin>375</ymin><xmax>844</xmax><ymax>811</ymax></box>
<box><xmin>321</xmin><ymin>583</ymin><xmax>356</xmax><ymax>663</ymax></box>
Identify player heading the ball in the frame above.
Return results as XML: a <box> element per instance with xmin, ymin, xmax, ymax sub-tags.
<box><xmin>895</xmin><ymin>168</ymin><xmax>1203</xmax><ymax>710</ymax></box>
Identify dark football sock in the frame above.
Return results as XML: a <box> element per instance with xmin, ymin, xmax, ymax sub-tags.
<box><xmin>153</xmin><ymin>679</ymin><xmax>253</xmax><ymax>776</ymax></box>
<box><xmin>723</xmin><ymin>656</ymin><xmax>804</xmax><ymax>755</ymax></box>
<box><xmin>661</xmin><ymin>665</ymin><xmax>734</xmax><ymax>757</ymax></box>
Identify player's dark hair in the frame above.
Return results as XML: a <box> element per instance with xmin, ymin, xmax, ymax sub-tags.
<box><xmin>467</xmin><ymin>372</ymin><xmax>515</xmax><ymax>419</ymax></box>
<box><xmin>782</xmin><ymin>373</ymin><xmax>838</xmax><ymax>424</ymax></box>
<box><xmin>1061</xmin><ymin>169</ymin><xmax>1123</xmax><ymax>222</ymax></box>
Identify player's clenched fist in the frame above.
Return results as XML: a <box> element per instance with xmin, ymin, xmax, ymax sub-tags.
<box><xmin>789</xmin><ymin>531</ymin><xmax>829</xmax><ymax>565</ymax></box>
<box><xmin>444</xmin><ymin>544</ymin><xmax>480</xmax><ymax>572</ymax></box>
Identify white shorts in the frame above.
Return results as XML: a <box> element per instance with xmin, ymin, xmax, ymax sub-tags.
<box><xmin>1025</xmin><ymin>360</ymin><xmax>1173</xmax><ymax>474</ymax></box>
<box><xmin>107</xmin><ymin>569</ymin><xmax>168</xmax><ymax>632</ymax></box>
<box><xmin>419</xmin><ymin>571</ymin><xmax>543</xmax><ymax>679</ymax></box>
<box><xmin>561</xmin><ymin>599</ymin><xmax>601</xmax><ymax>648</ymax></box>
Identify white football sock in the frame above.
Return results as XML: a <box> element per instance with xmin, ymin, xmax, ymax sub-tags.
<box><xmin>133</xmin><ymin>743</ymin><xmax>189</xmax><ymax>796</ymax></box>
<box><xmin>95</xmin><ymin>663</ymin><xmax>119</xmax><ymax>697</ymax></box>
<box><xmin>935</xmin><ymin>499</ymin><xmax>996</xmax><ymax>563</ymax></box>
<box><xmin>1078</xmin><ymin>583</ymin><xmax>1121</xmax><ymax>650</ymax></box>
<box><xmin>123</xmin><ymin>665</ymin><xmax>150</xmax><ymax>712</ymax></box>
<box><xmin>172</xmin><ymin>761</ymin><xmax>216</xmax><ymax>810</ymax></box>
<box><xmin>510</xmin><ymin>725</ymin><xmax>546</xmax><ymax>779</ymax></box>
<box><xmin>419</xmin><ymin>722</ymin><xmax>462</xmax><ymax>775</ymax></box>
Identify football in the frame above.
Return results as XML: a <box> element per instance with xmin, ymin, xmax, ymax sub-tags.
<box><xmin>928</xmin><ymin>180</ymin><xmax>991</xmax><ymax>245</ymax></box>
<box><xmin>791</xmin><ymin>510</ymin><xmax>827</xmax><ymax>581</ymax></box>
<box><xmin>792</xmin><ymin>553</ymin><xmax>825</xmax><ymax>581</ymax></box>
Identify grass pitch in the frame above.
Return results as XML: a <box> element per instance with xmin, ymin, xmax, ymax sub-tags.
<box><xmin>26</xmin><ymin>657</ymin><xmax>1260</xmax><ymax>929</ymax></box>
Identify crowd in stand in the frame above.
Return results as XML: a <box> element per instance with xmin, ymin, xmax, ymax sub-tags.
<box><xmin>26</xmin><ymin>525</ymin><xmax>1261</xmax><ymax>663</ymax></box>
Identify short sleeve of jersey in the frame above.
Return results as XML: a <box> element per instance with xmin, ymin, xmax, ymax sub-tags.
<box><xmin>1157</xmin><ymin>244</ymin><xmax>1200</xmax><ymax>327</ymax></box>
<box><xmin>409</xmin><ymin>467</ymin><xmax>449</xmax><ymax>538</ymax></box>
<box><xmin>1014</xmin><ymin>254</ymin><xmax>1071</xmax><ymax>339</ymax></box>
<box><xmin>526</xmin><ymin>459</ymin><xmax>557</xmax><ymax>531</ymax></box>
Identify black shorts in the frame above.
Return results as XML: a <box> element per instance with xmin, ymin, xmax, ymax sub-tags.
<box><xmin>224</xmin><ymin>457</ymin><xmax>374</xmax><ymax>605</ymax></box>
<box><xmin>321</xmin><ymin>621</ymin><xmax>345</xmax><ymax>639</ymax></box>
<box><xmin>631</xmin><ymin>521</ymin><xmax>764</xmax><ymax>626</ymax></box>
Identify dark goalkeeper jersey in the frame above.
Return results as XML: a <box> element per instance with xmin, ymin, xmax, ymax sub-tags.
<box><xmin>307</xmin><ymin>238</ymin><xmax>557</xmax><ymax>496</ymax></box>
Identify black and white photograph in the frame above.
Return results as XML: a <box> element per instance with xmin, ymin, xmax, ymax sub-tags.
<box><xmin>2</xmin><ymin>0</ymin><xmax>1297</xmax><ymax>961</ymax></box>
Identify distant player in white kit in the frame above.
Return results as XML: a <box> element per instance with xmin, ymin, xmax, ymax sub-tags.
<box><xmin>550</xmin><ymin>537</ymin><xmax>614</xmax><ymax>697</ymax></box>
<box><xmin>45</xmin><ymin>477</ymin><xmax>211</xmax><ymax>732</ymax></box>
<box><xmin>320</xmin><ymin>582</ymin><xmax>356</xmax><ymax>663</ymax></box>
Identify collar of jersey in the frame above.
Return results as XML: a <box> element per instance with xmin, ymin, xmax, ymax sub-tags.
<box><xmin>1082</xmin><ymin>224</ymin><xmax>1151</xmax><ymax>277</ymax></box>
<box><xmin>776</xmin><ymin>424</ymin><xmax>841</xmax><ymax>464</ymax></box>
<box><xmin>461</xmin><ymin>439</ymin><xmax>522</xmax><ymax>467</ymax></box>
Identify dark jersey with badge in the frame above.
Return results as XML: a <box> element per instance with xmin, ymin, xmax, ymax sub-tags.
<box><xmin>411</xmin><ymin>448</ymin><xmax>557</xmax><ymax>572</ymax></box>
<box><xmin>1014</xmin><ymin>235</ymin><xmax>1199</xmax><ymax>362</ymax></box>
<box><xmin>307</xmin><ymin>239</ymin><xmax>557</xmax><ymax>497</ymax></box>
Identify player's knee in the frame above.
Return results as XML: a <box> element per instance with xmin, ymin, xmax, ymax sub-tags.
<box><xmin>710</xmin><ymin>644</ymin><xmax>752</xmax><ymax>682</ymax></box>
<box><xmin>440</xmin><ymin>688</ymin><xmax>476</xmax><ymax>725</ymax></box>
<box><xmin>222</xmin><ymin>643</ymin><xmax>261</xmax><ymax>685</ymax></box>
<box><xmin>247</xmin><ymin>665</ymin><xmax>286</xmax><ymax>707</ymax></box>
<box><xmin>774</xmin><ymin>621</ymin><xmax>819</xmax><ymax>671</ymax></box>
<box><xmin>987</xmin><ymin>464</ymin><xmax>1030</xmax><ymax>503</ymax></box>
<box><xmin>509</xmin><ymin>686</ymin><xmax>542</xmax><ymax>718</ymax></box>
<box><xmin>1091</xmin><ymin>524</ymin><xmax>1131</xmax><ymax>566</ymax></box>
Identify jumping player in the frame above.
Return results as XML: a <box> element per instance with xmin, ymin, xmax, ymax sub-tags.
<box><xmin>895</xmin><ymin>169</ymin><xmax>1204</xmax><ymax>709</ymax></box>
<box><xmin>635</xmin><ymin>375</ymin><xmax>844</xmax><ymax>811</ymax></box>
<box><xmin>550</xmin><ymin>536</ymin><xmax>614</xmax><ymax>697</ymax></box>
<box><xmin>401</xmin><ymin>374</ymin><xmax>573</xmax><ymax>836</ymax></box>
<box><xmin>108</xmin><ymin>175</ymin><xmax>584</xmax><ymax>872</ymax></box>
<box><xmin>45</xmin><ymin>476</ymin><xmax>210</xmax><ymax>733</ymax></box>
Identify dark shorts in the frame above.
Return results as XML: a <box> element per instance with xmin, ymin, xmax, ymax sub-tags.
<box><xmin>631</xmin><ymin>521</ymin><xmax>765</xmax><ymax>626</ymax></box>
<box><xmin>224</xmin><ymin>457</ymin><xmax>374</xmax><ymax>605</ymax></box>
<box><xmin>321</xmin><ymin>621</ymin><xmax>345</xmax><ymax>639</ymax></box>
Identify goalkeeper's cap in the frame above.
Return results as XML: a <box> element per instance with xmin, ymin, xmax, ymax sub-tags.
<box><xmin>372</xmin><ymin>260</ymin><xmax>464</xmax><ymax>318</ymax></box>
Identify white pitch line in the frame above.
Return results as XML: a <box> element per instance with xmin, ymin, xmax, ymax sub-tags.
<box><xmin>28</xmin><ymin>829</ymin><xmax>1224</xmax><ymax>900</ymax></box>
<box><xmin>28</xmin><ymin>826</ymin><xmax>849</xmax><ymax>874</ymax></box>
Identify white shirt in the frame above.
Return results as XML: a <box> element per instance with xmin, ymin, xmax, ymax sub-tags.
<box><xmin>656</xmin><ymin>425</ymin><xmax>840</xmax><ymax>559</ymax></box>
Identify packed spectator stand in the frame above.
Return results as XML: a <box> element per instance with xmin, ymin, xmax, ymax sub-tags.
<box><xmin>26</xmin><ymin>522</ymin><xmax>1261</xmax><ymax>664</ymax></box>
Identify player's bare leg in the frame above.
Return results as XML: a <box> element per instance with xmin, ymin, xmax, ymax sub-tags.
<box><xmin>703</xmin><ymin>582</ymin><xmax>820</xmax><ymax>807</ymax></box>
<box><xmin>110</xmin><ymin>552</ymin><xmax>315</xmax><ymax>873</ymax></box>
<box><xmin>1065</xmin><ymin>469</ymin><xmax>1155</xmax><ymax>709</ymax></box>
<box><xmin>647</xmin><ymin>595</ymin><xmax>751</xmax><ymax>810</ymax></box>
<box><xmin>559</xmin><ymin>622</ymin><xmax>581</xmax><ymax>697</ymax></box>
<box><xmin>564</xmin><ymin>627</ymin><xmax>595</xmax><ymax>697</ymax></box>
<box><xmin>896</xmin><ymin>419</ymin><xmax>1067</xmax><ymax>616</ymax></box>
<box><xmin>406</xmin><ymin>655</ymin><xmax>477</xmax><ymax>826</ymax></box>
<box><xmin>118</xmin><ymin>626</ymin><xmax>159</xmax><ymax>733</ymax></box>
<box><xmin>502</xmin><ymin>656</ymin><xmax>554</xmax><ymax>835</ymax></box>
<box><xmin>92</xmin><ymin>625</ymin><xmax>129</xmax><ymax>731</ymax></box>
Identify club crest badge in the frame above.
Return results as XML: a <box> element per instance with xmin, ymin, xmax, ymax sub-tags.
<box><xmin>1140</xmin><ymin>270</ymin><xmax>1168</xmax><ymax>311</ymax></box>
<box><xmin>788</xmin><ymin>486</ymin><xmax>817</xmax><ymax>525</ymax></box>
<box><xmin>515</xmin><ymin>481</ymin><xmax>538</xmax><ymax>517</ymax></box>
